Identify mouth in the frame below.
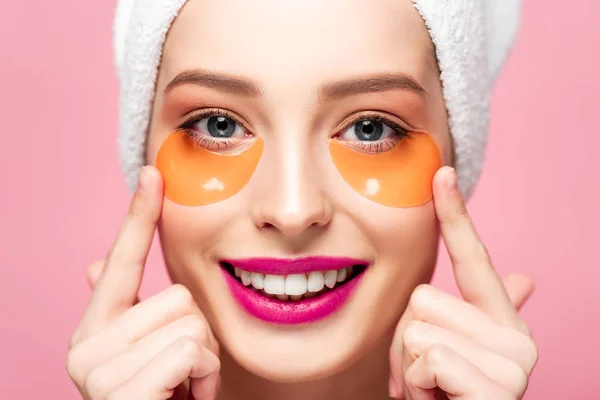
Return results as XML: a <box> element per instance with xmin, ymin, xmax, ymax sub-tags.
<box><xmin>220</xmin><ymin>257</ymin><xmax>368</xmax><ymax>324</ymax></box>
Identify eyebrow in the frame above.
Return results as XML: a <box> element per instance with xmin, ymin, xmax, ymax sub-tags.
<box><xmin>165</xmin><ymin>70</ymin><xmax>427</xmax><ymax>100</ymax></box>
<box><xmin>165</xmin><ymin>69</ymin><xmax>262</xmax><ymax>97</ymax></box>
<box><xmin>318</xmin><ymin>73</ymin><xmax>427</xmax><ymax>101</ymax></box>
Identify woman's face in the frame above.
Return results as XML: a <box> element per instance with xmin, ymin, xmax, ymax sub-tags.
<box><xmin>146</xmin><ymin>0</ymin><xmax>452</xmax><ymax>382</ymax></box>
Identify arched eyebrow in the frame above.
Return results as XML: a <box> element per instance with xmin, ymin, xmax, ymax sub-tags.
<box><xmin>318</xmin><ymin>73</ymin><xmax>427</xmax><ymax>101</ymax></box>
<box><xmin>165</xmin><ymin>69</ymin><xmax>262</xmax><ymax>97</ymax></box>
<box><xmin>165</xmin><ymin>69</ymin><xmax>427</xmax><ymax>99</ymax></box>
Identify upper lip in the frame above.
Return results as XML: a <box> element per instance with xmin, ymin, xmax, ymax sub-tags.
<box><xmin>220</xmin><ymin>256</ymin><xmax>369</xmax><ymax>275</ymax></box>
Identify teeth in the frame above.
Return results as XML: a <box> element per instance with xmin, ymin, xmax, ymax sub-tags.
<box><xmin>250</xmin><ymin>272</ymin><xmax>264</xmax><ymax>289</ymax></box>
<box><xmin>285</xmin><ymin>274</ymin><xmax>308</xmax><ymax>295</ymax></box>
<box><xmin>263</xmin><ymin>274</ymin><xmax>285</xmax><ymax>295</ymax></box>
<box><xmin>307</xmin><ymin>271</ymin><xmax>325</xmax><ymax>292</ymax></box>
<box><xmin>241</xmin><ymin>270</ymin><xmax>252</xmax><ymax>286</ymax></box>
<box><xmin>235</xmin><ymin>266</ymin><xmax>359</xmax><ymax>298</ymax></box>
<box><xmin>324</xmin><ymin>270</ymin><xmax>337</xmax><ymax>288</ymax></box>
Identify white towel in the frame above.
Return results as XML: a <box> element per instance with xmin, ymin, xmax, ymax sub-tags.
<box><xmin>113</xmin><ymin>0</ymin><xmax>520</xmax><ymax>199</ymax></box>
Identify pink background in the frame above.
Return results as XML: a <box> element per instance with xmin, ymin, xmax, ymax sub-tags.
<box><xmin>1</xmin><ymin>0</ymin><xmax>598</xmax><ymax>398</ymax></box>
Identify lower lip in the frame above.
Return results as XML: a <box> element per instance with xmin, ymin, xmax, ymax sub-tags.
<box><xmin>221</xmin><ymin>269</ymin><xmax>364</xmax><ymax>324</ymax></box>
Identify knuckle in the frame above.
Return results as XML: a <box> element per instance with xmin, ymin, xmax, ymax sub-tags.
<box><xmin>66</xmin><ymin>346</ymin><xmax>90</xmax><ymax>386</ymax></box>
<box><xmin>170</xmin><ymin>284</ymin><xmax>195</xmax><ymax>308</ymax></box>
<box><xmin>83</xmin><ymin>366</ymin><xmax>110</xmax><ymax>399</ymax></box>
<box><xmin>508</xmin><ymin>363</ymin><xmax>529</xmax><ymax>397</ymax></box>
<box><xmin>178</xmin><ymin>335</ymin><xmax>202</xmax><ymax>358</ymax></box>
<box><xmin>402</xmin><ymin>321</ymin><xmax>424</xmax><ymax>348</ymax></box>
<box><xmin>423</xmin><ymin>344</ymin><xmax>448</xmax><ymax>368</ymax></box>
<box><xmin>404</xmin><ymin>364</ymin><xmax>417</xmax><ymax>388</ymax></box>
<box><xmin>402</xmin><ymin>321</ymin><xmax>426</xmax><ymax>361</ymax></box>
<box><xmin>182</xmin><ymin>315</ymin><xmax>210</xmax><ymax>343</ymax></box>
<box><xmin>409</xmin><ymin>284</ymin><xmax>435</xmax><ymax>316</ymax></box>
<box><xmin>521</xmin><ymin>336</ymin><xmax>539</xmax><ymax>372</ymax></box>
<box><xmin>65</xmin><ymin>349</ymin><xmax>82</xmax><ymax>382</ymax></box>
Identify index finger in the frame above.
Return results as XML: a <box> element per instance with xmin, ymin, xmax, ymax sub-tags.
<box><xmin>433</xmin><ymin>167</ymin><xmax>517</xmax><ymax>322</ymax></box>
<box><xmin>84</xmin><ymin>166</ymin><xmax>164</xmax><ymax>325</ymax></box>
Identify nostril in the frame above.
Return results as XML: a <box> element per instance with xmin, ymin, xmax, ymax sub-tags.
<box><xmin>261</xmin><ymin>222</ymin><xmax>275</xmax><ymax>230</ymax></box>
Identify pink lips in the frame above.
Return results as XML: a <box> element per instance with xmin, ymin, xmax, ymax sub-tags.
<box><xmin>220</xmin><ymin>257</ymin><xmax>368</xmax><ymax>324</ymax></box>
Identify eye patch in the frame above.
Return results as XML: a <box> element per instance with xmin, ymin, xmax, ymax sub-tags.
<box><xmin>156</xmin><ymin>131</ymin><xmax>264</xmax><ymax>206</ymax></box>
<box><xmin>328</xmin><ymin>132</ymin><xmax>441</xmax><ymax>207</ymax></box>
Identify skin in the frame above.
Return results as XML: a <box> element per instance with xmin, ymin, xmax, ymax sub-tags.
<box><xmin>66</xmin><ymin>0</ymin><xmax>538</xmax><ymax>399</ymax></box>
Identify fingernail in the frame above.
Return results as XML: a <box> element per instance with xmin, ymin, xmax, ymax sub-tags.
<box><xmin>389</xmin><ymin>375</ymin><xmax>400</xmax><ymax>399</ymax></box>
<box><xmin>445</xmin><ymin>167</ymin><xmax>458</xmax><ymax>192</ymax></box>
<box><xmin>137</xmin><ymin>166</ymin><xmax>150</xmax><ymax>193</ymax></box>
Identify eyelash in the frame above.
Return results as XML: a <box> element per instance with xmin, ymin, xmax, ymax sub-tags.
<box><xmin>176</xmin><ymin>109</ymin><xmax>412</xmax><ymax>153</ymax></box>
<box><xmin>177</xmin><ymin>108</ymin><xmax>250</xmax><ymax>150</ymax></box>
<box><xmin>335</xmin><ymin>113</ymin><xmax>412</xmax><ymax>154</ymax></box>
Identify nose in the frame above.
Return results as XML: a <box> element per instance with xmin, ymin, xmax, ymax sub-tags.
<box><xmin>251</xmin><ymin>139</ymin><xmax>333</xmax><ymax>238</ymax></box>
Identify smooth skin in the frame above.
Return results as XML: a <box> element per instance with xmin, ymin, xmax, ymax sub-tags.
<box><xmin>66</xmin><ymin>165</ymin><xmax>537</xmax><ymax>399</ymax></box>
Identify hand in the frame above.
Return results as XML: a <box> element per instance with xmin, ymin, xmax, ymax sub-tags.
<box><xmin>66</xmin><ymin>166</ymin><xmax>220</xmax><ymax>400</ymax></box>
<box><xmin>389</xmin><ymin>167</ymin><xmax>538</xmax><ymax>400</ymax></box>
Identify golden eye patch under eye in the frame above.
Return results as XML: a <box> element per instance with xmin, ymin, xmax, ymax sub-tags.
<box><xmin>156</xmin><ymin>131</ymin><xmax>263</xmax><ymax>206</ymax></box>
<box><xmin>329</xmin><ymin>132</ymin><xmax>442</xmax><ymax>207</ymax></box>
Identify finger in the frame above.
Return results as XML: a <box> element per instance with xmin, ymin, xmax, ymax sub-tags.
<box><xmin>502</xmin><ymin>273</ymin><xmax>535</xmax><ymax>311</ymax></box>
<box><xmin>109</xmin><ymin>336</ymin><xmax>220</xmax><ymax>400</ymax></box>
<box><xmin>81</xmin><ymin>315</ymin><xmax>216</xmax><ymax>399</ymax></box>
<box><xmin>86</xmin><ymin>260</ymin><xmax>105</xmax><ymax>289</ymax></box>
<box><xmin>433</xmin><ymin>167</ymin><xmax>516</xmax><ymax>322</ymax></box>
<box><xmin>87</xmin><ymin>260</ymin><xmax>142</xmax><ymax>307</ymax></box>
<box><xmin>404</xmin><ymin>344</ymin><xmax>511</xmax><ymax>400</ymax></box>
<box><xmin>190</xmin><ymin>368</ymin><xmax>221</xmax><ymax>400</ymax></box>
<box><xmin>392</xmin><ymin>285</ymin><xmax>538</xmax><ymax>374</ymax></box>
<box><xmin>400</xmin><ymin>321</ymin><xmax>528</xmax><ymax>397</ymax></box>
<box><xmin>71</xmin><ymin>284</ymin><xmax>213</xmax><ymax>368</ymax></box>
<box><xmin>84</xmin><ymin>166</ymin><xmax>163</xmax><ymax>324</ymax></box>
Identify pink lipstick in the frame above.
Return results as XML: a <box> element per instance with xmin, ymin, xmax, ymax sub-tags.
<box><xmin>220</xmin><ymin>257</ymin><xmax>368</xmax><ymax>324</ymax></box>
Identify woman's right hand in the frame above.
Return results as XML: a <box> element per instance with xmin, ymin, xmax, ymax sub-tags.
<box><xmin>66</xmin><ymin>166</ymin><xmax>220</xmax><ymax>400</ymax></box>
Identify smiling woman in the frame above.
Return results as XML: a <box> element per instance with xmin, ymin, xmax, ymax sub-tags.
<box><xmin>65</xmin><ymin>0</ymin><xmax>538</xmax><ymax>399</ymax></box>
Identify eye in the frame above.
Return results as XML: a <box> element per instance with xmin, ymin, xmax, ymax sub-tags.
<box><xmin>178</xmin><ymin>109</ymin><xmax>252</xmax><ymax>151</ymax></box>
<box><xmin>337</xmin><ymin>115</ymin><xmax>411</xmax><ymax>154</ymax></box>
<box><xmin>183</xmin><ymin>112</ymin><xmax>248</xmax><ymax>139</ymax></box>
<box><xmin>343</xmin><ymin>119</ymin><xmax>391</xmax><ymax>142</ymax></box>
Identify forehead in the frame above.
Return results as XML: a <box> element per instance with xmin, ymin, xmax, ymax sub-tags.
<box><xmin>161</xmin><ymin>0</ymin><xmax>435</xmax><ymax>90</ymax></box>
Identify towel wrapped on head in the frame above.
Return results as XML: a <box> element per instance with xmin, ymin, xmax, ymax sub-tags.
<box><xmin>113</xmin><ymin>0</ymin><xmax>520</xmax><ymax>199</ymax></box>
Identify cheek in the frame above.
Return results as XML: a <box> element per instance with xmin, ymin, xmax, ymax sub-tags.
<box><xmin>157</xmin><ymin>199</ymin><xmax>236</xmax><ymax>307</ymax></box>
<box><xmin>361</xmin><ymin>202</ymin><xmax>439</xmax><ymax>310</ymax></box>
<box><xmin>329</xmin><ymin>132</ymin><xmax>442</xmax><ymax>208</ymax></box>
<box><xmin>357</xmin><ymin>200</ymin><xmax>439</xmax><ymax>265</ymax></box>
<box><xmin>156</xmin><ymin>132</ymin><xmax>263</xmax><ymax>206</ymax></box>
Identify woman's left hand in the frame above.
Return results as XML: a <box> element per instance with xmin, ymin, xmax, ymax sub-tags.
<box><xmin>389</xmin><ymin>167</ymin><xmax>538</xmax><ymax>400</ymax></box>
